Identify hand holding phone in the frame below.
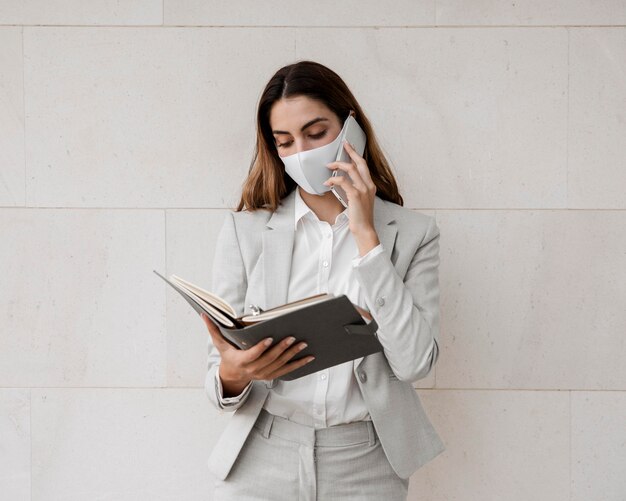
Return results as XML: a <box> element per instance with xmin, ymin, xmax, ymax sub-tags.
<box><xmin>331</xmin><ymin>115</ymin><xmax>367</xmax><ymax>207</ymax></box>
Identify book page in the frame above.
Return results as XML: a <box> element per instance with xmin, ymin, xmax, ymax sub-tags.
<box><xmin>241</xmin><ymin>293</ymin><xmax>334</xmax><ymax>323</ymax></box>
<box><xmin>170</xmin><ymin>275</ymin><xmax>236</xmax><ymax>318</ymax></box>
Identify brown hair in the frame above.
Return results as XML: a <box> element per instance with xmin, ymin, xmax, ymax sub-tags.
<box><xmin>236</xmin><ymin>60</ymin><xmax>403</xmax><ymax>212</ymax></box>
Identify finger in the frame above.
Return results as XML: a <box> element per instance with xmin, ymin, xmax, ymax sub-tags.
<box><xmin>206</xmin><ymin>326</ymin><xmax>229</xmax><ymax>351</ymax></box>
<box><xmin>200</xmin><ymin>312</ymin><xmax>219</xmax><ymax>335</ymax></box>
<box><xmin>326</xmin><ymin>160</ymin><xmax>366</xmax><ymax>191</ymax></box>
<box><xmin>254</xmin><ymin>340</ymin><xmax>309</xmax><ymax>377</ymax></box>
<box><xmin>323</xmin><ymin>174</ymin><xmax>360</xmax><ymax>197</ymax></box>
<box><xmin>341</xmin><ymin>140</ymin><xmax>366</xmax><ymax>168</ymax></box>
<box><xmin>236</xmin><ymin>335</ymin><xmax>295</xmax><ymax>368</ymax></box>
<box><xmin>238</xmin><ymin>335</ymin><xmax>275</xmax><ymax>363</ymax></box>
<box><xmin>201</xmin><ymin>313</ymin><xmax>231</xmax><ymax>350</ymax></box>
<box><xmin>343</xmin><ymin>140</ymin><xmax>375</xmax><ymax>189</ymax></box>
<box><xmin>265</xmin><ymin>355</ymin><xmax>316</xmax><ymax>380</ymax></box>
<box><xmin>247</xmin><ymin>336</ymin><xmax>301</xmax><ymax>372</ymax></box>
<box><xmin>340</xmin><ymin>141</ymin><xmax>375</xmax><ymax>187</ymax></box>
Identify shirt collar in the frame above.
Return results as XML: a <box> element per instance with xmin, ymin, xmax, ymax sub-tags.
<box><xmin>294</xmin><ymin>188</ymin><xmax>349</xmax><ymax>231</ymax></box>
<box><xmin>294</xmin><ymin>188</ymin><xmax>311</xmax><ymax>230</ymax></box>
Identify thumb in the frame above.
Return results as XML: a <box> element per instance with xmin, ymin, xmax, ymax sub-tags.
<box><xmin>201</xmin><ymin>313</ymin><xmax>229</xmax><ymax>350</ymax></box>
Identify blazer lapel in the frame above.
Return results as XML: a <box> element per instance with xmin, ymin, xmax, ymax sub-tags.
<box><xmin>371</xmin><ymin>195</ymin><xmax>398</xmax><ymax>264</ymax></box>
<box><xmin>262</xmin><ymin>190</ymin><xmax>297</xmax><ymax>309</ymax></box>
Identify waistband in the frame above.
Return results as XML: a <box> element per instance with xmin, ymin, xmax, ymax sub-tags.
<box><xmin>253</xmin><ymin>408</ymin><xmax>377</xmax><ymax>447</ymax></box>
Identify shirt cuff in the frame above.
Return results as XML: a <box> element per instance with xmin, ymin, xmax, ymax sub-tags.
<box><xmin>352</xmin><ymin>243</ymin><xmax>384</xmax><ymax>268</ymax></box>
<box><xmin>215</xmin><ymin>366</ymin><xmax>253</xmax><ymax>405</ymax></box>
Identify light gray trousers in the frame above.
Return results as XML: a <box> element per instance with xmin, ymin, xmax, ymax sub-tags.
<box><xmin>211</xmin><ymin>409</ymin><xmax>409</xmax><ymax>500</ymax></box>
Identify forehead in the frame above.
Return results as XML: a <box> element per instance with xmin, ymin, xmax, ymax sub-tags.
<box><xmin>269</xmin><ymin>96</ymin><xmax>335</xmax><ymax>130</ymax></box>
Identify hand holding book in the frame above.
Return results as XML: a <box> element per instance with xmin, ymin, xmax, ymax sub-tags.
<box><xmin>200</xmin><ymin>312</ymin><xmax>315</xmax><ymax>393</ymax></box>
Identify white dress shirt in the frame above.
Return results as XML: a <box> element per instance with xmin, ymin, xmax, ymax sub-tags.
<box><xmin>216</xmin><ymin>188</ymin><xmax>384</xmax><ymax>428</ymax></box>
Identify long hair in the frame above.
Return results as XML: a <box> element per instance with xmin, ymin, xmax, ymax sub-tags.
<box><xmin>236</xmin><ymin>60</ymin><xmax>403</xmax><ymax>212</ymax></box>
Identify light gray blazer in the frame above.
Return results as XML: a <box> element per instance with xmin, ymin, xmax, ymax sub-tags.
<box><xmin>204</xmin><ymin>188</ymin><xmax>445</xmax><ymax>480</ymax></box>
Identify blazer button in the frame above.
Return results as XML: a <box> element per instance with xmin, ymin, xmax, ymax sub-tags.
<box><xmin>359</xmin><ymin>371</ymin><xmax>367</xmax><ymax>383</ymax></box>
<box><xmin>376</xmin><ymin>297</ymin><xmax>385</xmax><ymax>307</ymax></box>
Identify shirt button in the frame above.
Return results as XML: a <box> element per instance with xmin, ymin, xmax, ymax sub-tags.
<box><xmin>320</xmin><ymin>374</ymin><xmax>327</xmax><ymax>380</ymax></box>
<box><xmin>322</xmin><ymin>260</ymin><xmax>329</xmax><ymax>267</ymax></box>
<box><xmin>359</xmin><ymin>372</ymin><xmax>367</xmax><ymax>383</ymax></box>
<box><xmin>316</xmin><ymin>407</ymin><xmax>323</xmax><ymax>415</ymax></box>
<box><xmin>376</xmin><ymin>297</ymin><xmax>385</xmax><ymax>307</ymax></box>
<box><xmin>326</xmin><ymin>233</ymin><xmax>331</xmax><ymax>239</ymax></box>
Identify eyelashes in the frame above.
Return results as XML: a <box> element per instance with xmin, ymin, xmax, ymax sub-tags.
<box><xmin>277</xmin><ymin>130</ymin><xmax>327</xmax><ymax>148</ymax></box>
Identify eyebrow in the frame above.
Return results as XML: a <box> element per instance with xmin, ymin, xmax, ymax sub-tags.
<box><xmin>272</xmin><ymin>117</ymin><xmax>329</xmax><ymax>135</ymax></box>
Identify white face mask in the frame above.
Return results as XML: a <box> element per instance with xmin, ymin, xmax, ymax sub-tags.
<box><xmin>279</xmin><ymin>116</ymin><xmax>349</xmax><ymax>195</ymax></box>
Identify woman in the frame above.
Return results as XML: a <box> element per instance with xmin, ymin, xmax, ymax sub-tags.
<box><xmin>201</xmin><ymin>60</ymin><xmax>444</xmax><ymax>500</ymax></box>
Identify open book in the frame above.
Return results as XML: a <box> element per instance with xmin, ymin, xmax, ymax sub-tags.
<box><xmin>154</xmin><ymin>269</ymin><xmax>383</xmax><ymax>380</ymax></box>
<box><xmin>153</xmin><ymin>270</ymin><xmax>337</xmax><ymax>328</ymax></box>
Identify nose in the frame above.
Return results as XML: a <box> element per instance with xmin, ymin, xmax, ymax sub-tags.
<box><xmin>294</xmin><ymin>139</ymin><xmax>312</xmax><ymax>154</ymax></box>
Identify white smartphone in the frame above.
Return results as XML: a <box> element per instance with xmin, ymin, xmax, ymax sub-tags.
<box><xmin>331</xmin><ymin>115</ymin><xmax>367</xmax><ymax>207</ymax></box>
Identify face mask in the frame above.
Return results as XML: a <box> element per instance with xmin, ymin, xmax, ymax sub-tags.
<box><xmin>279</xmin><ymin>116</ymin><xmax>349</xmax><ymax>195</ymax></box>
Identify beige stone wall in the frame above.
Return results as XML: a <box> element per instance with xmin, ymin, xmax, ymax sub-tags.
<box><xmin>1</xmin><ymin>1</ymin><xmax>625</xmax><ymax>499</ymax></box>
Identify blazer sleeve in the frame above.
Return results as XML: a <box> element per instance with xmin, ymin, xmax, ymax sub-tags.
<box><xmin>204</xmin><ymin>211</ymin><xmax>252</xmax><ymax>412</ymax></box>
<box><xmin>352</xmin><ymin>215</ymin><xmax>441</xmax><ymax>383</ymax></box>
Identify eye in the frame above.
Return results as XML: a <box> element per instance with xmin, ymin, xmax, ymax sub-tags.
<box><xmin>276</xmin><ymin>130</ymin><xmax>327</xmax><ymax>148</ymax></box>
<box><xmin>309</xmin><ymin>130</ymin><xmax>327</xmax><ymax>140</ymax></box>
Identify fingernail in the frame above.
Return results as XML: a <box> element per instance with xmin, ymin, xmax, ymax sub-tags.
<box><xmin>264</xmin><ymin>338</ymin><xmax>273</xmax><ymax>346</ymax></box>
<box><xmin>299</xmin><ymin>343</ymin><xmax>308</xmax><ymax>350</ymax></box>
<box><xmin>307</xmin><ymin>356</ymin><xmax>315</xmax><ymax>362</ymax></box>
<box><xmin>286</xmin><ymin>336</ymin><xmax>296</xmax><ymax>345</ymax></box>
